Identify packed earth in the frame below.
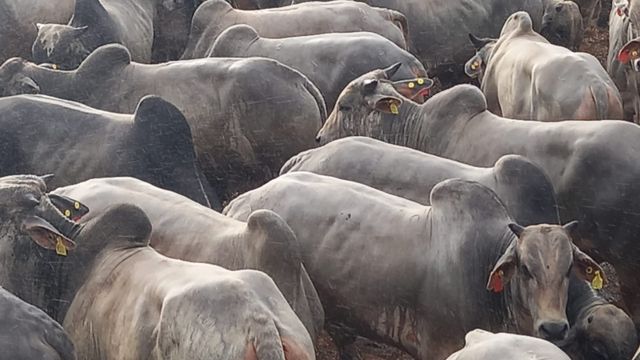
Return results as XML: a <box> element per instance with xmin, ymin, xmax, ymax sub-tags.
<box><xmin>2</xmin><ymin>0</ymin><xmax>640</xmax><ymax>360</ymax></box>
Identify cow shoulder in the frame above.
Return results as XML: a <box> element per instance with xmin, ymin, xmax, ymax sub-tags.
<box><xmin>76</xmin><ymin>44</ymin><xmax>131</xmax><ymax>78</ymax></box>
<box><xmin>211</xmin><ymin>24</ymin><xmax>260</xmax><ymax>57</ymax></box>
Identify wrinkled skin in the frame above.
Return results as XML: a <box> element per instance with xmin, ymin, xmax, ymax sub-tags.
<box><xmin>224</xmin><ymin>174</ymin><xmax>603</xmax><ymax>359</ymax></box>
<box><xmin>446</xmin><ymin>330</ymin><xmax>570</xmax><ymax>360</ymax></box>
<box><xmin>541</xmin><ymin>0</ymin><xmax>584</xmax><ymax>50</ymax></box>
<box><xmin>53</xmin><ymin>176</ymin><xmax>325</xmax><ymax>343</ymax></box>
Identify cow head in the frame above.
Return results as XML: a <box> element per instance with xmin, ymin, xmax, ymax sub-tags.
<box><xmin>465</xmin><ymin>34</ymin><xmax>497</xmax><ymax>81</ymax></box>
<box><xmin>614</xmin><ymin>0</ymin><xmax>630</xmax><ymax>18</ymax></box>
<box><xmin>500</xmin><ymin>11</ymin><xmax>535</xmax><ymax>37</ymax></box>
<box><xmin>563</xmin><ymin>303</ymin><xmax>638</xmax><ymax>360</ymax></box>
<box><xmin>0</xmin><ymin>58</ymin><xmax>40</xmax><ymax>97</ymax></box>
<box><xmin>32</xmin><ymin>24</ymin><xmax>91</xmax><ymax>70</ymax></box>
<box><xmin>315</xmin><ymin>63</ymin><xmax>406</xmax><ymax>145</ymax></box>
<box><xmin>487</xmin><ymin>221</ymin><xmax>605</xmax><ymax>343</ymax></box>
<box><xmin>0</xmin><ymin>175</ymin><xmax>83</xmax><ymax>306</ymax></box>
<box><xmin>618</xmin><ymin>38</ymin><xmax>640</xmax><ymax>72</ymax></box>
<box><xmin>540</xmin><ymin>1</ymin><xmax>583</xmax><ymax>51</ymax></box>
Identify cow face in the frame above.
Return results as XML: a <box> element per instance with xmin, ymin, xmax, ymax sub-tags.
<box><xmin>619</xmin><ymin>38</ymin><xmax>640</xmax><ymax>72</ymax></box>
<box><xmin>563</xmin><ymin>303</ymin><xmax>638</xmax><ymax>360</ymax></box>
<box><xmin>0</xmin><ymin>176</ymin><xmax>82</xmax><ymax>294</ymax></box>
<box><xmin>316</xmin><ymin>63</ymin><xmax>408</xmax><ymax>145</ymax></box>
<box><xmin>487</xmin><ymin>221</ymin><xmax>605</xmax><ymax>343</ymax></box>
<box><xmin>32</xmin><ymin>24</ymin><xmax>90</xmax><ymax>70</ymax></box>
<box><xmin>540</xmin><ymin>1</ymin><xmax>583</xmax><ymax>51</ymax></box>
<box><xmin>0</xmin><ymin>58</ymin><xmax>40</xmax><ymax>97</ymax></box>
<box><xmin>465</xmin><ymin>34</ymin><xmax>497</xmax><ymax>82</ymax></box>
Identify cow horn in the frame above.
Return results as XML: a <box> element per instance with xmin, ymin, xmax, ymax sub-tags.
<box><xmin>468</xmin><ymin>33</ymin><xmax>492</xmax><ymax>50</ymax></box>
<box><xmin>363</xmin><ymin>79</ymin><xmax>379</xmax><ymax>93</ymax></box>
<box><xmin>383</xmin><ymin>62</ymin><xmax>402</xmax><ymax>79</ymax></box>
<box><xmin>508</xmin><ymin>223</ymin><xmax>526</xmax><ymax>238</ymax></box>
<box><xmin>40</xmin><ymin>174</ymin><xmax>55</xmax><ymax>187</ymax></box>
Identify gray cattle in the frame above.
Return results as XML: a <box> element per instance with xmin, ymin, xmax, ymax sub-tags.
<box><xmin>0</xmin><ymin>94</ymin><xmax>214</xmax><ymax>207</ymax></box>
<box><xmin>0</xmin><ymin>0</ymin><xmax>75</xmax><ymax>63</ymax></box>
<box><xmin>446</xmin><ymin>330</ymin><xmax>570</xmax><ymax>360</ymax></box>
<box><xmin>541</xmin><ymin>0</ymin><xmax>584</xmax><ymax>50</ymax></box>
<box><xmin>0</xmin><ymin>286</ymin><xmax>76</xmax><ymax>360</ymax></box>
<box><xmin>0</xmin><ymin>175</ymin><xmax>314</xmax><ymax>360</ymax></box>
<box><xmin>466</xmin><ymin>11</ymin><xmax>622</xmax><ymax>121</ymax></box>
<box><xmin>224</xmin><ymin>173</ymin><xmax>607</xmax><ymax>359</ymax></box>
<box><xmin>294</xmin><ymin>0</ymin><xmax>544</xmax><ymax>87</ymax></box>
<box><xmin>32</xmin><ymin>0</ymin><xmax>159</xmax><ymax>69</ymax></box>
<box><xmin>181</xmin><ymin>0</ymin><xmax>408</xmax><ymax>59</ymax></box>
<box><xmin>607</xmin><ymin>1</ymin><xmax>636</xmax><ymax>121</ymax></box>
<box><xmin>316</xmin><ymin>67</ymin><xmax>640</xmax><ymax>336</ymax></box>
<box><xmin>209</xmin><ymin>25</ymin><xmax>429</xmax><ymax>111</ymax></box>
<box><xmin>53</xmin><ymin>177</ymin><xmax>324</xmax><ymax>342</ymax></box>
<box><xmin>281</xmin><ymin>137</ymin><xmax>558</xmax><ymax>227</ymax></box>
<box><xmin>574</xmin><ymin>0</ymin><xmax>602</xmax><ymax>26</ymax></box>
<box><xmin>0</xmin><ymin>44</ymin><xmax>325</xmax><ymax>202</ymax></box>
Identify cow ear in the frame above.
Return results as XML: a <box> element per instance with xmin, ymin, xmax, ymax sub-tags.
<box><xmin>563</xmin><ymin>220</ymin><xmax>579</xmax><ymax>238</ymax></box>
<box><xmin>392</xmin><ymin>78</ymin><xmax>434</xmax><ymax>104</ymax></box>
<box><xmin>465</xmin><ymin>54</ymin><xmax>484</xmax><ymax>78</ymax></box>
<box><xmin>372</xmin><ymin>96</ymin><xmax>403</xmax><ymax>115</ymax></box>
<box><xmin>618</xmin><ymin>39</ymin><xmax>640</xmax><ymax>64</ymax></box>
<box><xmin>572</xmin><ymin>245</ymin><xmax>606</xmax><ymax>288</ymax></box>
<box><xmin>17</xmin><ymin>75</ymin><xmax>40</xmax><ymax>94</ymax></box>
<box><xmin>21</xmin><ymin>215</ymin><xmax>77</xmax><ymax>252</ymax></box>
<box><xmin>487</xmin><ymin>240</ymin><xmax>517</xmax><ymax>293</ymax></box>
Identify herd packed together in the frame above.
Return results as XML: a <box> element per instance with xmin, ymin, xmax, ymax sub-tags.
<box><xmin>3</xmin><ymin>0</ymin><xmax>640</xmax><ymax>359</ymax></box>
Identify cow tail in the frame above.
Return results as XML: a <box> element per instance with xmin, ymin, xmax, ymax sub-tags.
<box><xmin>590</xmin><ymin>85</ymin><xmax>608</xmax><ymax>120</ymax></box>
<box><xmin>302</xmin><ymin>79</ymin><xmax>328</xmax><ymax>124</ymax></box>
<box><xmin>385</xmin><ymin>9</ymin><xmax>410</xmax><ymax>49</ymax></box>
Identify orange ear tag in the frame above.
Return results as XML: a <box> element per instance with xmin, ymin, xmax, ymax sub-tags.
<box><xmin>55</xmin><ymin>237</ymin><xmax>68</xmax><ymax>256</ymax></box>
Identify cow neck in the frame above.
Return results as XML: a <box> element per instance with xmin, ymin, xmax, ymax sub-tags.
<box><xmin>372</xmin><ymin>101</ymin><xmax>425</xmax><ymax>149</ymax></box>
<box><xmin>565</xmin><ymin>275</ymin><xmax>604</xmax><ymax>325</ymax></box>
<box><xmin>25</xmin><ymin>64</ymin><xmax>78</xmax><ymax>101</ymax></box>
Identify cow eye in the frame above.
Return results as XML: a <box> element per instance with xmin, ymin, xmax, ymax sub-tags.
<box><xmin>339</xmin><ymin>104</ymin><xmax>352</xmax><ymax>112</ymax></box>
<box><xmin>555</xmin><ymin>4</ymin><xmax>563</xmax><ymax>12</ymax></box>
<box><xmin>520</xmin><ymin>264</ymin><xmax>533</xmax><ymax>279</ymax></box>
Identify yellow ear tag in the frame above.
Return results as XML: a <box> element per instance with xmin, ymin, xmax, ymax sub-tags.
<box><xmin>55</xmin><ymin>237</ymin><xmax>68</xmax><ymax>256</ymax></box>
<box><xmin>408</xmin><ymin>82</ymin><xmax>415</xmax><ymax>89</ymax></box>
<box><xmin>633</xmin><ymin>50</ymin><xmax>639</xmax><ymax>58</ymax></box>
<box><xmin>417</xmin><ymin>78</ymin><xmax>425</xmax><ymax>85</ymax></box>
<box><xmin>64</xmin><ymin>209</ymin><xmax>71</xmax><ymax>218</ymax></box>
<box><xmin>390</xmin><ymin>103</ymin><xmax>399</xmax><ymax>114</ymax></box>
<box><xmin>74</xmin><ymin>202</ymin><xmax>80</xmax><ymax>210</ymax></box>
<box><xmin>591</xmin><ymin>270</ymin><xmax>603</xmax><ymax>290</ymax></box>
<box><xmin>52</xmin><ymin>64</ymin><xmax>58</xmax><ymax>70</ymax></box>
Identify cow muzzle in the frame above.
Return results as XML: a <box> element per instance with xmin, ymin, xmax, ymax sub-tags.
<box><xmin>537</xmin><ymin>320</ymin><xmax>569</xmax><ymax>342</ymax></box>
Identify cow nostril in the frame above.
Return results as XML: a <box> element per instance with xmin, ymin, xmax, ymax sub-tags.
<box><xmin>539</xmin><ymin>321</ymin><xmax>569</xmax><ymax>341</ymax></box>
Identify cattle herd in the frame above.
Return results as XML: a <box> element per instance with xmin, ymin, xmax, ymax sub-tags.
<box><xmin>4</xmin><ymin>0</ymin><xmax>640</xmax><ymax>359</ymax></box>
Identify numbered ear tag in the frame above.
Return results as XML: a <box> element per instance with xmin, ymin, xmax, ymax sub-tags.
<box><xmin>55</xmin><ymin>237</ymin><xmax>68</xmax><ymax>256</ymax></box>
<box><xmin>390</xmin><ymin>103</ymin><xmax>399</xmax><ymax>114</ymax></box>
<box><xmin>74</xmin><ymin>202</ymin><xmax>81</xmax><ymax>210</ymax></box>
<box><xmin>64</xmin><ymin>209</ymin><xmax>71</xmax><ymax>218</ymax></box>
<box><xmin>591</xmin><ymin>270</ymin><xmax>603</xmax><ymax>290</ymax></box>
<box><xmin>52</xmin><ymin>64</ymin><xmax>58</xmax><ymax>70</ymax></box>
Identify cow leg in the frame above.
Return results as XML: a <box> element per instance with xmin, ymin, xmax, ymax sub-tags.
<box><xmin>326</xmin><ymin>324</ymin><xmax>361</xmax><ymax>360</ymax></box>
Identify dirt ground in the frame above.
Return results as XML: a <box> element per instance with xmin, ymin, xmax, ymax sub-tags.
<box><xmin>315</xmin><ymin>23</ymin><xmax>617</xmax><ymax>360</ymax></box>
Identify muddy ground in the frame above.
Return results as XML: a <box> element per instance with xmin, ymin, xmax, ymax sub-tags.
<box><xmin>315</xmin><ymin>23</ymin><xmax>617</xmax><ymax>360</ymax></box>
